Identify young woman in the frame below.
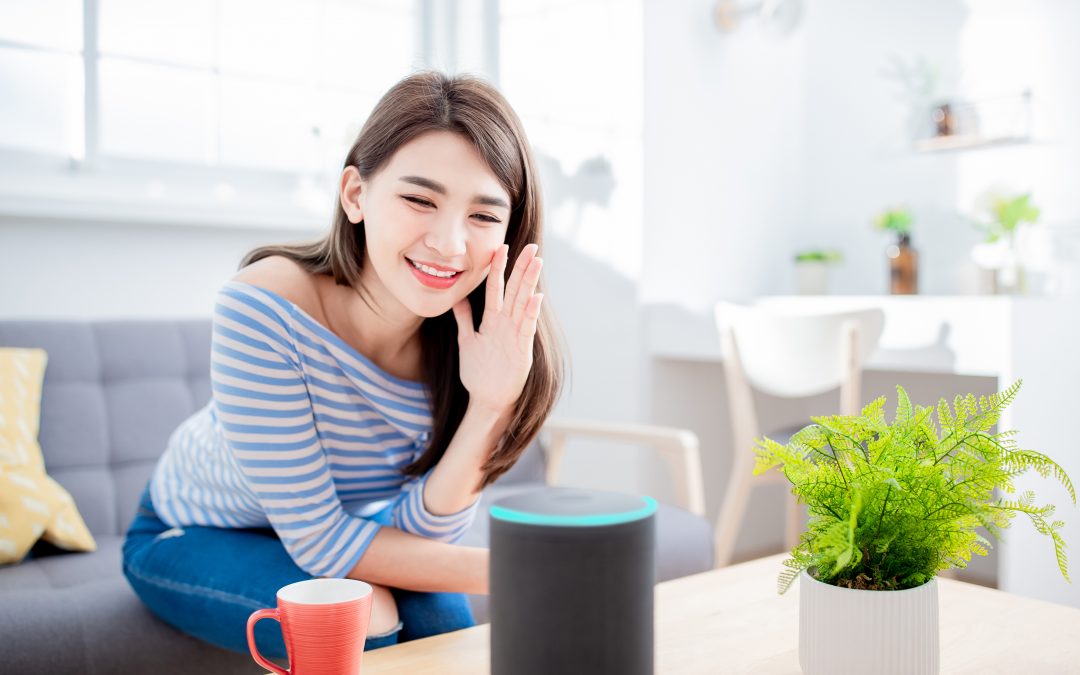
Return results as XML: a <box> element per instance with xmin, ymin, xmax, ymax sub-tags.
<box><xmin>122</xmin><ymin>71</ymin><xmax>564</xmax><ymax>656</ymax></box>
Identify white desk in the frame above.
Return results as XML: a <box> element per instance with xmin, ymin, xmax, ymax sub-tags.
<box><xmin>646</xmin><ymin>295</ymin><xmax>1080</xmax><ymax>609</ymax></box>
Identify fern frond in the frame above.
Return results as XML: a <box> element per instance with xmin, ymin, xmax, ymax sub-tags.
<box><xmin>972</xmin><ymin>379</ymin><xmax>1023</xmax><ymax>430</ymax></box>
<box><xmin>895</xmin><ymin>385</ymin><xmax>913</xmax><ymax>423</ymax></box>
<box><xmin>862</xmin><ymin>396</ymin><xmax>887</xmax><ymax>424</ymax></box>
<box><xmin>938</xmin><ymin>398</ymin><xmax>956</xmax><ymax>433</ymax></box>
<box><xmin>1052</xmin><ymin>528</ymin><xmax>1071</xmax><ymax>583</ymax></box>
<box><xmin>1006</xmin><ymin>450</ymin><xmax>1077</xmax><ymax>505</ymax></box>
<box><xmin>777</xmin><ymin>557</ymin><xmax>806</xmax><ymax>594</ymax></box>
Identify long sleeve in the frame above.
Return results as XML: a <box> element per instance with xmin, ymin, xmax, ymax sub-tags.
<box><xmin>389</xmin><ymin>469</ymin><xmax>481</xmax><ymax>543</ymax></box>
<box><xmin>210</xmin><ymin>283</ymin><xmax>381</xmax><ymax>578</ymax></box>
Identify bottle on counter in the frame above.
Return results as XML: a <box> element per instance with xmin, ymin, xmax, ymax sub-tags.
<box><xmin>888</xmin><ymin>233</ymin><xmax>918</xmax><ymax>294</ymax></box>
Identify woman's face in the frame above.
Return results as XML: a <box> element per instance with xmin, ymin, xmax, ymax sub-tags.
<box><xmin>341</xmin><ymin>130</ymin><xmax>513</xmax><ymax>318</ymax></box>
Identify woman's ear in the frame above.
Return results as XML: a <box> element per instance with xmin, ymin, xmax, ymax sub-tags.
<box><xmin>339</xmin><ymin>166</ymin><xmax>365</xmax><ymax>224</ymax></box>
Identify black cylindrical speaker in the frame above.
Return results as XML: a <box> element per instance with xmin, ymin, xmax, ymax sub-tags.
<box><xmin>489</xmin><ymin>487</ymin><xmax>657</xmax><ymax>675</ymax></box>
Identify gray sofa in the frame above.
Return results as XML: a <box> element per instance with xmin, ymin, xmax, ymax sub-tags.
<box><xmin>0</xmin><ymin>319</ymin><xmax>714</xmax><ymax>673</ymax></box>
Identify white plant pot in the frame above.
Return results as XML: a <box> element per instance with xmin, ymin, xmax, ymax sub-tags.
<box><xmin>795</xmin><ymin>262</ymin><xmax>830</xmax><ymax>295</ymax></box>
<box><xmin>799</xmin><ymin>570</ymin><xmax>939</xmax><ymax>675</ymax></box>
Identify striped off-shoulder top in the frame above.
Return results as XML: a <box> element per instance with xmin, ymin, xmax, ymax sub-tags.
<box><xmin>150</xmin><ymin>280</ymin><xmax>480</xmax><ymax>578</ymax></box>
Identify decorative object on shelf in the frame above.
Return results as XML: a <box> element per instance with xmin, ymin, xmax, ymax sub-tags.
<box><xmin>880</xmin><ymin>55</ymin><xmax>944</xmax><ymax>144</ymax></box>
<box><xmin>931</xmin><ymin>102</ymin><xmax>956</xmax><ymax>137</ymax></box>
<box><xmin>873</xmin><ymin>206</ymin><xmax>918</xmax><ymax>295</ymax></box>
<box><xmin>712</xmin><ymin>0</ymin><xmax>803</xmax><ymax>36</ymax></box>
<box><xmin>793</xmin><ymin>249</ymin><xmax>843</xmax><ymax>295</ymax></box>
<box><xmin>914</xmin><ymin>90</ymin><xmax>1033</xmax><ymax>153</ymax></box>
<box><xmin>970</xmin><ymin>190</ymin><xmax>1041</xmax><ymax>294</ymax></box>
<box><xmin>754</xmin><ymin>381</ymin><xmax>1074</xmax><ymax>675</ymax></box>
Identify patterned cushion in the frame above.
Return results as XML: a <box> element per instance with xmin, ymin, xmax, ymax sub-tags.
<box><xmin>0</xmin><ymin>348</ymin><xmax>95</xmax><ymax>564</ymax></box>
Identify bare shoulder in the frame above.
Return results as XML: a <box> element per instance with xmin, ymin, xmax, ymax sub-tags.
<box><xmin>230</xmin><ymin>255</ymin><xmax>322</xmax><ymax>316</ymax></box>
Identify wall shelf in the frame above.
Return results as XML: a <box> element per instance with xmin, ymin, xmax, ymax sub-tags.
<box><xmin>913</xmin><ymin>134</ymin><xmax>1031</xmax><ymax>154</ymax></box>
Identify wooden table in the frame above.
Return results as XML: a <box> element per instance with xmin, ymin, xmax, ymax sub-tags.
<box><xmin>362</xmin><ymin>554</ymin><xmax>1080</xmax><ymax>674</ymax></box>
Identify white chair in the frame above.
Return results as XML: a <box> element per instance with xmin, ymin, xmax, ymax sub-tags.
<box><xmin>712</xmin><ymin>302</ymin><xmax>885</xmax><ymax>567</ymax></box>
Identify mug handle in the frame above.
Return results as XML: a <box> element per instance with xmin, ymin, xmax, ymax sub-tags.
<box><xmin>247</xmin><ymin>608</ymin><xmax>289</xmax><ymax>675</ymax></box>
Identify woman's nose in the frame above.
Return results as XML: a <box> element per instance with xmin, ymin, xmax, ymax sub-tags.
<box><xmin>425</xmin><ymin>215</ymin><xmax>468</xmax><ymax>258</ymax></box>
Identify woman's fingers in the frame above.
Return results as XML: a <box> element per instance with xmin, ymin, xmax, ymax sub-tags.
<box><xmin>518</xmin><ymin>293</ymin><xmax>543</xmax><ymax>352</ymax></box>
<box><xmin>451</xmin><ymin>298</ymin><xmax>474</xmax><ymax>342</ymax></box>
<box><xmin>512</xmin><ymin>256</ymin><xmax>542</xmax><ymax>325</ymax></box>
<box><xmin>485</xmin><ymin>244</ymin><xmax>509</xmax><ymax>315</ymax></box>
<box><xmin>503</xmin><ymin>244</ymin><xmax>538</xmax><ymax>314</ymax></box>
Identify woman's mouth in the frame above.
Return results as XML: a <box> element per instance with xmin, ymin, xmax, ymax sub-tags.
<box><xmin>406</xmin><ymin>257</ymin><xmax>463</xmax><ymax>289</ymax></box>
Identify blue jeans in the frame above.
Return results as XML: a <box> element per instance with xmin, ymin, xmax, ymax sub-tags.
<box><xmin>122</xmin><ymin>483</ymin><xmax>475</xmax><ymax>658</ymax></box>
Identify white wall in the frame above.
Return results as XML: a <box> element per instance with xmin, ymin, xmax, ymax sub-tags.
<box><xmin>798</xmin><ymin>0</ymin><xmax>970</xmax><ymax>295</ymax></box>
<box><xmin>642</xmin><ymin>0</ymin><xmax>1080</xmax><ymax>304</ymax></box>
<box><xmin>499</xmin><ymin>0</ymin><xmax>649</xmax><ymax>494</ymax></box>
<box><xmin>642</xmin><ymin>0</ymin><xmax>806</xmax><ymax>309</ymax></box>
<box><xmin>0</xmin><ymin>218</ymin><xmax>310</xmax><ymax>318</ymax></box>
<box><xmin>954</xmin><ymin>0</ymin><xmax>1080</xmax><ymax>294</ymax></box>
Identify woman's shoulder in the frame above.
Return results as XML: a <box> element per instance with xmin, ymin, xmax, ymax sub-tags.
<box><xmin>228</xmin><ymin>255</ymin><xmax>324</xmax><ymax>320</ymax></box>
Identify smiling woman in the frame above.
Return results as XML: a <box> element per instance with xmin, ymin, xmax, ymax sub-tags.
<box><xmin>121</xmin><ymin>71</ymin><xmax>567</xmax><ymax>659</ymax></box>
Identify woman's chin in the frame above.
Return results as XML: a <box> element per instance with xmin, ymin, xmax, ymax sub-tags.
<box><xmin>404</xmin><ymin>296</ymin><xmax>463</xmax><ymax>319</ymax></box>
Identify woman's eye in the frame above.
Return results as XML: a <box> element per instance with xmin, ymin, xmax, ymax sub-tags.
<box><xmin>402</xmin><ymin>195</ymin><xmax>500</xmax><ymax>224</ymax></box>
<box><xmin>402</xmin><ymin>195</ymin><xmax>434</xmax><ymax>208</ymax></box>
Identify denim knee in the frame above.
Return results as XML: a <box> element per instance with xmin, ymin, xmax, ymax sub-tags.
<box><xmin>393</xmin><ymin>590</ymin><xmax>476</xmax><ymax>642</ymax></box>
<box><xmin>364</xmin><ymin>620</ymin><xmax>404</xmax><ymax>651</ymax></box>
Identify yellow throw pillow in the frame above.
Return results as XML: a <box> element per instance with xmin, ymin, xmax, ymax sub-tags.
<box><xmin>0</xmin><ymin>347</ymin><xmax>96</xmax><ymax>564</ymax></box>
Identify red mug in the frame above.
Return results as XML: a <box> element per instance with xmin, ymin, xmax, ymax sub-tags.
<box><xmin>247</xmin><ymin>578</ymin><xmax>374</xmax><ymax>675</ymax></box>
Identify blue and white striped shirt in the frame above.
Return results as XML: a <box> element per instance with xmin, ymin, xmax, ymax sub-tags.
<box><xmin>150</xmin><ymin>280</ymin><xmax>480</xmax><ymax>578</ymax></box>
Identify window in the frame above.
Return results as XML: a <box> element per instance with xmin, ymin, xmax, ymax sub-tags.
<box><xmin>0</xmin><ymin>0</ymin><xmax>427</xmax><ymax>229</ymax></box>
<box><xmin>0</xmin><ymin>0</ymin><xmax>85</xmax><ymax>157</ymax></box>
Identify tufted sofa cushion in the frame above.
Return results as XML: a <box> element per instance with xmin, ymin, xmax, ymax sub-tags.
<box><xmin>0</xmin><ymin>320</ymin><xmax>213</xmax><ymax>538</ymax></box>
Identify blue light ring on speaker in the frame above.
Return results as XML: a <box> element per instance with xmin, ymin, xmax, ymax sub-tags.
<box><xmin>489</xmin><ymin>495</ymin><xmax>658</xmax><ymax>527</ymax></box>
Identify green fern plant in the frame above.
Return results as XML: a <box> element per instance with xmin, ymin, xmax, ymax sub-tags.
<box><xmin>755</xmin><ymin>380</ymin><xmax>1074</xmax><ymax>594</ymax></box>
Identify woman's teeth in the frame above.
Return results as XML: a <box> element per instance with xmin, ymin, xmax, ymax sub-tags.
<box><xmin>409</xmin><ymin>259</ymin><xmax>460</xmax><ymax>278</ymax></box>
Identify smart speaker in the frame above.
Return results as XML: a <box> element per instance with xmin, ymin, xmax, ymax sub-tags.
<box><xmin>489</xmin><ymin>487</ymin><xmax>657</xmax><ymax>675</ymax></box>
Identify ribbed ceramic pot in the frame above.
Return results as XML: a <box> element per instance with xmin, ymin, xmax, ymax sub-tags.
<box><xmin>799</xmin><ymin>569</ymin><xmax>939</xmax><ymax>675</ymax></box>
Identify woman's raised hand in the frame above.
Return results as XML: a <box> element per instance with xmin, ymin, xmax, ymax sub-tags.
<box><xmin>451</xmin><ymin>243</ymin><xmax>543</xmax><ymax>412</ymax></box>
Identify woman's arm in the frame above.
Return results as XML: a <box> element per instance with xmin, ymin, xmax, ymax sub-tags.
<box><xmin>349</xmin><ymin>402</ymin><xmax>509</xmax><ymax>595</ymax></box>
<box><xmin>423</xmin><ymin>401</ymin><xmax>514</xmax><ymax>514</ymax></box>
<box><xmin>346</xmin><ymin>527</ymin><xmax>489</xmax><ymax>595</ymax></box>
<box><xmin>339</xmin><ymin>401</ymin><xmax>512</xmax><ymax>597</ymax></box>
<box><xmin>335</xmin><ymin>398</ymin><xmax>505</xmax><ymax>594</ymax></box>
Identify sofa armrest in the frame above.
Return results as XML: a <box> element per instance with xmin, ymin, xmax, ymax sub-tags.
<box><xmin>539</xmin><ymin>419</ymin><xmax>706</xmax><ymax>517</ymax></box>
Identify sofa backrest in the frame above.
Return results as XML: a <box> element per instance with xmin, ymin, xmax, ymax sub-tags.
<box><xmin>0</xmin><ymin>318</ymin><xmax>546</xmax><ymax>537</ymax></box>
<box><xmin>1</xmin><ymin>320</ymin><xmax>213</xmax><ymax>537</ymax></box>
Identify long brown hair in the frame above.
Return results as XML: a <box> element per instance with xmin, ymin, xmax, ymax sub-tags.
<box><xmin>239</xmin><ymin>71</ymin><xmax>565</xmax><ymax>491</ymax></box>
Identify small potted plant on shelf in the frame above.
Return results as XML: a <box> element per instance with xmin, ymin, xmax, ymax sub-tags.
<box><xmin>873</xmin><ymin>205</ymin><xmax>918</xmax><ymax>294</ymax></box>
<box><xmin>754</xmin><ymin>381</ymin><xmax>1073</xmax><ymax>675</ymax></box>
<box><xmin>793</xmin><ymin>249</ymin><xmax>843</xmax><ymax>295</ymax></box>
<box><xmin>970</xmin><ymin>191</ymin><xmax>1041</xmax><ymax>294</ymax></box>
